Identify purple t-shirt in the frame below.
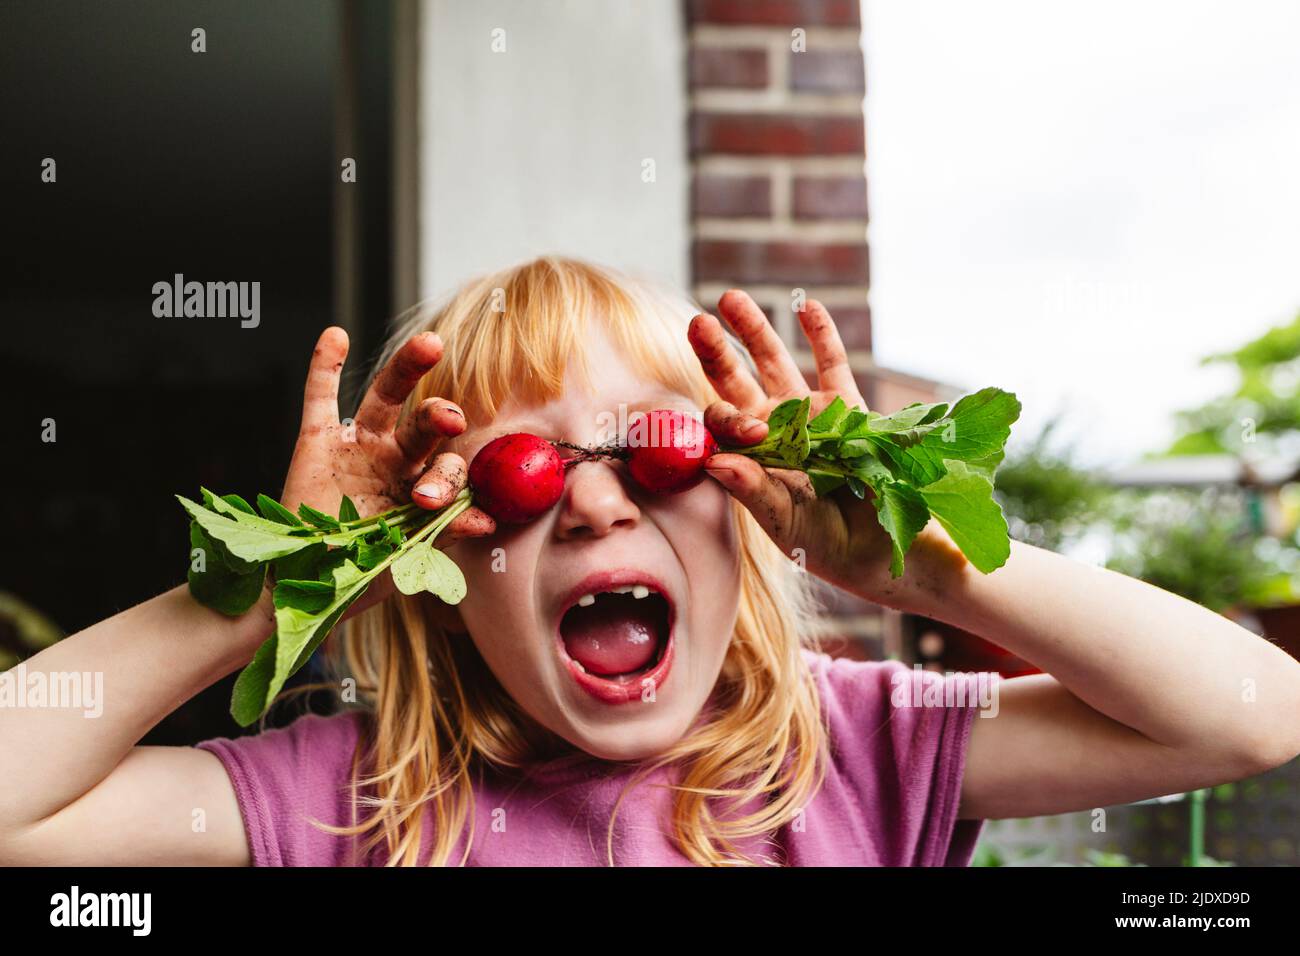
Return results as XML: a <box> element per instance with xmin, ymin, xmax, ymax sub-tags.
<box><xmin>196</xmin><ymin>650</ymin><xmax>990</xmax><ymax>866</ymax></box>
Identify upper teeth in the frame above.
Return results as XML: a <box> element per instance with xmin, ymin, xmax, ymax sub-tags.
<box><xmin>575</xmin><ymin>584</ymin><xmax>653</xmax><ymax>607</ymax></box>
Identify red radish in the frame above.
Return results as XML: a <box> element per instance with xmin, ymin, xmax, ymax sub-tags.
<box><xmin>468</xmin><ymin>433</ymin><xmax>565</xmax><ymax>524</ymax></box>
<box><xmin>626</xmin><ymin>410</ymin><xmax>719</xmax><ymax>495</ymax></box>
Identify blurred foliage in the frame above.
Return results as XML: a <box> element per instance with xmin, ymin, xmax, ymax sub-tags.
<box><xmin>1166</xmin><ymin>311</ymin><xmax>1300</xmax><ymax>456</ymax></box>
<box><xmin>970</xmin><ymin>842</ymin><xmax>1055</xmax><ymax>866</ymax></box>
<box><xmin>994</xmin><ymin>417</ymin><xmax>1109</xmax><ymax>552</ymax></box>
<box><xmin>1138</xmin><ymin>311</ymin><xmax>1300</xmax><ymax>608</ymax></box>
<box><xmin>1079</xmin><ymin>849</ymin><xmax>1145</xmax><ymax>867</ymax></box>
<box><xmin>994</xmin><ymin>314</ymin><xmax>1300</xmax><ymax>611</ymax></box>
<box><xmin>0</xmin><ymin>590</ymin><xmax>64</xmax><ymax>671</ymax></box>
<box><xmin>995</xmin><ymin>419</ymin><xmax>1298</xmax><ymax>611</ymax></box>
<box><xmin>972</xmin><ymin>843</ymin><xmax>1224</xmax><ymax>867</ymax></box>
<box><xmin>1104</xmin><ymin>488</ymin><xmax>1298</xmax><ymax>613</ymax></box>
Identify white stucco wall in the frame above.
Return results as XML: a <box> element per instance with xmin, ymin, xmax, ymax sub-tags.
<box><xmin>418</xmin><ymin>0</ymin><xmax>689</xmax><ymax>302</ymax></box>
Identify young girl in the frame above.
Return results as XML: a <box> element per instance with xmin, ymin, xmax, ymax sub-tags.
<box><xmin>3</xmin><ymin>257</ymin><xmax>1299</xmax><ymax>867</ymax></box>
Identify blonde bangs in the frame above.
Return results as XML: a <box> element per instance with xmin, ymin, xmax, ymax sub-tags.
<box><xmin>313</xmin><ymin>255</ymin><xmax>828</xmax><ymax>866</ymax></box>
<box><xmin>383</xmin><ymin>256</ymin><xmax>713</xmax><ymax>427</ymax></box>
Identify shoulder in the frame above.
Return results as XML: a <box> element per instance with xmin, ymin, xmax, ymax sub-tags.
<box><xmin>801</xmin><ymin>647</ymin><xmax>992</xmax><ymax>738</ymax></box>
<box><xmin>194</xmin><ymin>709</ymin><xmax>372</xmax><ymax>866</ymax></box>
<box><xmin>799</xmin><ymin>647</ymin><xmax>993</xmax><ymax>865</ymax></box>
<box><xmin>197</xmin><ymin>709</ymin><xmax>369</xmax><ymax>780</ymax></box>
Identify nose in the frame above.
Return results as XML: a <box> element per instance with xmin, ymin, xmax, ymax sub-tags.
<box><xmin>554</xmin><ymin>459</ymin><xmax>640</xmax><ymax>540</ymax></box>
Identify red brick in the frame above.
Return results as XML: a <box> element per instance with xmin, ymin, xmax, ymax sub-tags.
<box><xmin>693</xmin><ymin>240</ymin><xmax>869</xmax><ymax>285</ymax></box>
<box><xmin>691</xmin><ymin>113</ymin><xmax>864</xmax><ymax>156</ymax></box>
<box><xmin>790</xmin><ymin>50</ymin><xmax>865</xmax><ymax>93</ymax></box>
<box><xmin>760</xmin><ymin>300</ymin><xmax>871</xmax><ymax>350</ymax></box>
<box><xmin>692</xmin><ymin>174</ymin><xmax>773</xmax><ymax>217</ymax></box>
<box><xmin>687</xmin><ymin>0</ymin><xmax>861</xmax><ymax>27</ymax></box>
<box><xmin>823</xmin><ymin>305</ymin><xmax>872</xmax><ymax>350</ymax></box>
<box><xmin>792</xmin><ymin>176</ymin><xmax>868</xmax><ymax>219</ymax></box>
<box><xmin>690</xmin><ymin>47</ymin><xmax>769</xmax><ymax>89</ymax></box>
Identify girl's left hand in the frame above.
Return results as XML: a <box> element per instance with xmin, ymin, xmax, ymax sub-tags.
<box><xmin>689</xmin><ymin>290</ymin><xmax>923</xmax><ymax>599</ymax></box>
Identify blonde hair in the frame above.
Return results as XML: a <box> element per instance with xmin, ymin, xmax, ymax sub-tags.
<box><xmin>311</xmin><ymin>256</ymin><xmax>828</xmax><ymax>865</ymax></box>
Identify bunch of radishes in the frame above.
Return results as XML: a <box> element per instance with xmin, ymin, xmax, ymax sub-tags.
<box><xmin>468</xmin><ymin>410</ymin><xmax>717</xmax><ymax>524</ymax></box>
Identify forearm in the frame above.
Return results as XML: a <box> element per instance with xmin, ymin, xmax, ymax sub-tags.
<box><xmin>882</xmin><ymin>527</ymin><xmax>1300</xmax><ymax>761</ymax></box>
<box><xmin>0</xmin><ymin>582</ymin><xmax>274</xmax><ymax>830</ymax></box>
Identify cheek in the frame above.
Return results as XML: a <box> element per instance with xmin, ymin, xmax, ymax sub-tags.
<box><xmin>694</xmin><ymin>479</ymin><xmax>739</xmax><ymax>553</ymax></box>
<box><xmin>445</xmin><ymin>527</ymin><xmax>541</xmax><ymax>630</ymax></box>
<box><xmin>659</xmin><ymin>480</ymin><xmax>741</xmax><ymax>586</ymax></box>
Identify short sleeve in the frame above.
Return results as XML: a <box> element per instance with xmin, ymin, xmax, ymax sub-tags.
<box><xmin>806</xmin><ymin>650</ymin><xmax>994</xmax><ymax>866</ymax></box>
<box><xmin>195</xmin><ymin>710</ymin><xmax>369</xmax><ymax>866</ymax></box>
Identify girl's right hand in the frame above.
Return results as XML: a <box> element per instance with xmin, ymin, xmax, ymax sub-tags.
<box><xmin>689</xmin><ymin>292</ymin><xmax>910</xmax><ymax>599</ymax></box>
<box><xmin>278</xmin><ymin>327</ymin><xmax>496</xmax><ymax>613</ymax></box>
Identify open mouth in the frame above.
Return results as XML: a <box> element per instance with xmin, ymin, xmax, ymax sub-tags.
<box><xmin>556</xmin><ymin>575</ymin><xmax>675</xmax><ymax>704</ymax></box>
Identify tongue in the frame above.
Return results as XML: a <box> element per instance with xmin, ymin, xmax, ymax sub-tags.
<box><xmin>560</xmin><ymin>593</ymin><xmax>664</xmax><ymax>676</ymax></box>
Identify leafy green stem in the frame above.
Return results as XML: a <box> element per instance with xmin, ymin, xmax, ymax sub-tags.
<box><xmin>719</xmin><ymin>389</ymin><xmax>1022</xmax><ymax>578</ymax></box>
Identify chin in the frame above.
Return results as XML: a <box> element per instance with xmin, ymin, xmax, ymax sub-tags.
<box><xmin>560</xmin><ymin>707</ymin><xmax>697</xmax><ymax>762</ymax></box>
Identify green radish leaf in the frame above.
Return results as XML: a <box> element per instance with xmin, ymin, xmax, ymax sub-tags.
<box><xmin>919</xmin><ymin>388</ymin><xmax>1021</xmax><ymax>462</ymax></box>
<box><xmin>178</xmin><ymin>496</ymin><xmax>321</xmax><ymax>564</ymax></box>
<box><xmin>840</xmin><ymin>408</ymin><xmax>871</xmax><ymax>436</ymax></box>
<box><xmin>769</xmin><ymin>396</ymin><xmax>811</xmax><ymax>467</ymax></box>
<box><xmin>808</xmin><ymin>472</ymin><xmax>846</xmax><ymax>497</ymax></box>
<box><xmin>962</xmin><ymin>449</ymin><xmax>1008</xmax><ymax>481</ymax></box>
<box><xmin>378</xmin><ymin>517</ymin><xmax>403</xmax><ymax>548</ymax></box>
<box><xmin>808</xmin><ymin>396</ymin><xmax>851</xmax><ymax>435</ymax></box>
<box><xmin>843</xmin><ymin>407</ymin><xmax>943</xmax><ymax>450</ymax></box>
<box><xmin>312</xmin><ymin>548</ymin><xmax>353</xmax><ymax>584</ymax></box>
<box><xmin>766</xmin><ymin>398</ymin><xmax>805</xmax><ymax>433</ymax></box>
<box><xmin>338</xmin><ymin>495</ymin><xmax>360</xmax><ymax>523</ymax></box>
<box><xmin>273</xmin><ymin>541</ymin><xmax>328</xmax><ymax>583</ymax></box>
<box><xmin>859</xmin><ymin>434</ymin><xmax>950</xmax><ymax>487</ymax></box>
<box><xmin>916</xmin><ymin>403</ymin><xmax>950</xmax><ymax>425</ymax></box>
<box><xmin>274</xmin><ymin>578</ymin><xmax>335</xmax><ymax>614</ymax></box>
<box><xmin>298</xmin><ymin>503</ymin><xmax>342</xmax><ymax>531</ymax></box>
<box><xmin>221</xmin><ymin>494</ymin><xmax>257</xmax><ymax>515</ymax></box>
<box><xmin>672</xmin><ymin>381</ymin><xmax>1016</xmax><ymax>578</ymax></box>
<box><xmin>186</xmin><ymin>511</ymin><xmax>261</xmax><ymax>575</ymax></box>
<box><xmin>866</xmin><ymin>389</ymin><xmax>1020</xmax><ymax>487</ymax></box>
<box><xmin>256</xmin><ymin>493</ymin><xmax>304</xmax><ymax>527</ymax></box>
<box><xmin>848</xmin><ymin>452</ymin><xmax>893</xmax><ymax>485</ymax></box>
<box><xmin>231</xmin><ymin>634</ymin><xmax>278</xmax><ymax>727</ymax></box>
<box><xmin>734</xmin><ymin>397</ymin><xmax>811</xmax><ymax>467</ymax></box>
<box><xmin>187</xmin><ymin>523</ymin><xmax>266</xmax><ymax>615</ymax></box>
<box><xmin>200</xmin><ymin>488</ymin><xmax>304</xmax><ymax>535</ymax></box>
<box><xmin>254</xmin><ymin>559</ymin><xmax>375</xmax><ymax>722</ymax></box>
<box><xmin>353</xmin><ymin>532</ymin><xmax>395</xmax><ymax>571</ymax></box>
<box><xmin>191</xmin><ymin>487</ymin><xmax>467</xmax><ymax>726</ymax></box>
<box><xmin>870</xmin><ymin>481</ymin><xmax>932</xmax><ymax>579</ymax></box>
<box><xmin>919</xmin><ymin>460</ymin><xmax>1011</xmax><ymax>573</ymax></box>
<box><xmin>861</xmin><ymin>402</ymin><xmax>947</xmax><ymax>436</ymax></box>
<box><xmin>391</xmin><ymin>541</ymin><xmax>467</xmax><ymax>604</ymax></box>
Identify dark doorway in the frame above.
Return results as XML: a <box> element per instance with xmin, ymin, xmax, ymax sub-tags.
<box><xmin>0</xmin><ymin>0</ymin><xmax>399</xmax><ymax>742</ymax></box>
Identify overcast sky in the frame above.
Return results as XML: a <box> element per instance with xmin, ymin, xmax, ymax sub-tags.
<box><xmin>862</xmin><ymin>0</ymin><xmax>1300</xmax><ymax>466</ymax></box>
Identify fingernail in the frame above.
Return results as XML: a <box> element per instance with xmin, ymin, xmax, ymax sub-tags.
<box><xmin>414</xmin><ymin>481</ymin><xmax>445</xmax><ymax>500</ymax></box>
<box><xmin>705</xmin><ymin>466</ymin><xmax>733</xmax><ymax>481</ymax></box>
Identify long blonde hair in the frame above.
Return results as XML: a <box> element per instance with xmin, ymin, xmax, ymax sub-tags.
<box><xmin>313</xmin><ymin>256</ymin><xmax>828</xmax><ymax>865</ymax></box>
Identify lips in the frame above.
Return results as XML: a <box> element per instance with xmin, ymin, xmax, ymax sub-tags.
<box><xmin>555</xmin><ymin>570</ymin><xmax>675</xmax><ymax>705</ymax></box>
